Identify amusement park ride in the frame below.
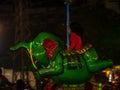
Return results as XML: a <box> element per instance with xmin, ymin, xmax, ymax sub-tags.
<box><xmin>10</xmin><ymin>0</ymin><xmax>113</xmax><ymax>89</ymax></box>
<box><xmin>10</xmin><ymin>32</ymin><xmax>113</xmax><ymax>88</ymax></box>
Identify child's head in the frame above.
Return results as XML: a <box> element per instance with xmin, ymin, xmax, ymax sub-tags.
<box><xmin>70</xmin><ymin>22</ymin><xmax>84</xmax><ymax>37</ymax></box>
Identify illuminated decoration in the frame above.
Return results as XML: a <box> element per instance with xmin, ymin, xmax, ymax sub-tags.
<box><xmin>10</xmin><ymin>32</ymin><xmax>113</xmax><ymax>87</ymax></box>
<box><xmin>114</xmin><ymin>65</ymin><xmax>120</xmax><ymax>69</ymax></box>
<box><xmin>98</xmin><ymin>83</ymin><xmax>103</xmax><ymax>90</ymax></box>
<box><xmin>108</xmin><ymin>71</ymin><xmax>113</xmax><ymax>83</ymax></box>
<box><xmin>61</xmin><ymin>44</ymin><xmax>92</xmax><ymax>56</ymax></box>
<box><xmin>30</xmin><ymin>42</ymin><xmax>37</xmax><ymax>70</ymax></box>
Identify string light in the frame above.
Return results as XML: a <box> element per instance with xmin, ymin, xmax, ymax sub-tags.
<box><xmin>98</xmin><ymin>83</ymin><xmax>103</xmax><ymax>90</ymax></box>
<box><xmin>30</xmin><ymin>42</ymin><xmax>37</xmax><ymax>70</ymax></box>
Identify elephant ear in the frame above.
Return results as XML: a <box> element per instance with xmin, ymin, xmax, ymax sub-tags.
<box><xmin>43</xmin><ymin>38</ymin><xmax>58</xmax><ymax>60</ymax></box>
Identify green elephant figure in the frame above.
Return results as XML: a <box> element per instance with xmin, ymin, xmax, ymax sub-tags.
<box><xmin>10</xmin><ymin>32</ymin><xmax>113</xmax><ymax>87</ymax></box>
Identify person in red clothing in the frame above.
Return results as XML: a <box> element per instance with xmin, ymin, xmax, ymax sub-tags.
<box><xmin>67</xmin><ymin>22</ymin><xmax>84</xmax><ymax>51</ymax></box>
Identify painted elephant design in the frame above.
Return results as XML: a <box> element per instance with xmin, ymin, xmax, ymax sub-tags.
<box><xmin>10</xmin><ymin>32</ymin><xmax>113</xmax><ymax>86</ymax></box>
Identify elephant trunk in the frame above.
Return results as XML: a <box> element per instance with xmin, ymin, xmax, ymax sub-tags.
<box><xmin>10</xmin><ymin>42</ymin><xmax>30</xmax><ymax>51</ymax></box>
<box><xmin>87</xmin><ymin>59</ymin><xmax>113</xmax><ymax>72</ymax></box>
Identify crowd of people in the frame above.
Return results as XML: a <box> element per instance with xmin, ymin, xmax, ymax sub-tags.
<box><xmin>0</xmin><ymin>68</ymin><xmax>35</xmax><ymax>90</ymax></box>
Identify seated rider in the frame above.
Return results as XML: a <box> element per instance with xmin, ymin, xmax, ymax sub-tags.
<box><xmin>67</xmin><ymin>22</ymin><xmax>84</xmax><ymax>51</ymax></box>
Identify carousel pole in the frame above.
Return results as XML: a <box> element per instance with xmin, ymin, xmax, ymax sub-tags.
<box><xmin>65</xmin><ymin>0</ymin><xmax>70</xmax><ymax>48</ymax></box>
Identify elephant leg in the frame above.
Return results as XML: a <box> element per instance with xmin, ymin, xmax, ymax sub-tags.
<box><xmin>38</xmin><ymin>54</ymin><xmax>63</xmax><ymax>76</ymax></box>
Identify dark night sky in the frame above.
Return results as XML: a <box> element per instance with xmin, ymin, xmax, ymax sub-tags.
<box><xmin>0</xmin><ymin>0</ymin><xmax>120</xmax><ymax>68</ymax></box>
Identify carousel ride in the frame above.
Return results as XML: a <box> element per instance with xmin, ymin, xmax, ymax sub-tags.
<box><xmin>10</xmin><ymin>32</ymin><xmax>113</xmax><ymax>88</ymax></box>
<box><xmin>10</xmin><ymin>0</ymin><xmax>113</xmax><ymax>89</ymax></box>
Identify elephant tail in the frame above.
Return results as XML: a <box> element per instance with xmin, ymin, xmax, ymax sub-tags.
<box><xmin>83</xmin><ymin>47</ymin><xmax>113</xmax><ymax>73</ymax></box>
<box><xmin>86</xmin><ymin>59</ymin><xmax>113</xmax><ymax>73</ymax></box>
<box><xmin>10</xmin><ymin>42</ymin><xmax>30</xmax><ymax>51</ymax></box>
